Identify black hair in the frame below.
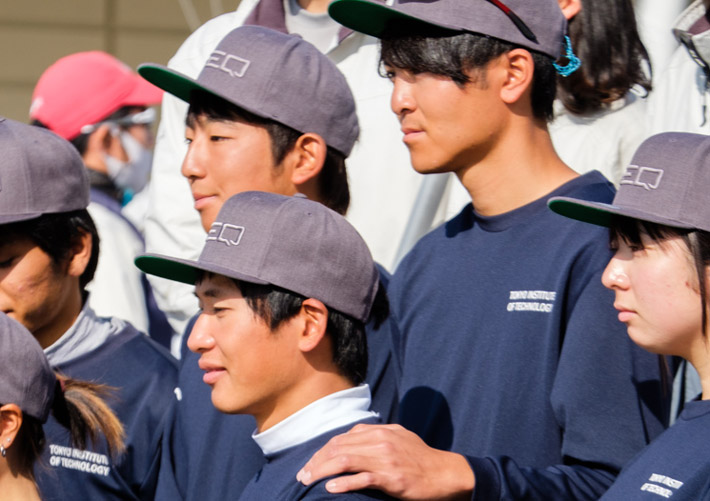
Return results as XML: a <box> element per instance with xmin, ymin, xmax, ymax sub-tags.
<box><xmin>197</xmin><ymin>272</ymin><xmax>389</xmax><ymax>385</ymax></box>
<box><xmin>0</xmin><ymin>210</ymin><xmax>100</xmax><ymax>291</ymax></box>
<box><xmin>609</xmin><ymin>216</ymin><xmax>710</xmax><ymax>336</ymax></box>
<box><xmin>379</xmin><ymin>26</ymin><xmax>557</xmax><ymax>121</ymax></box>
<box><xmin>186</xmin><ymin>91</ymin><xmax>350</xmax><ymax>215</ymax></box>
<box><xmin>557</xmin><ymin>0</ymin><xmax>652</xmax><ymax>114</ymax></box>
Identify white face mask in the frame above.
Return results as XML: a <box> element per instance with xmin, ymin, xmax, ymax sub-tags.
<box><xmin>104</xmin><ymin>130</ymin><xmax>153</xmax><ymax>197</ymax></box>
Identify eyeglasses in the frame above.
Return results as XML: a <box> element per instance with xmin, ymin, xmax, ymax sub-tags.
<box><xmin>80</xmin><ymin>107</ymin><xmax>157</xmax><ymax>135</ymax></box>
<box><xmin>485</xmin><ymin>0</ymin><xmax>538</xmax><ymax>44</ymax></box>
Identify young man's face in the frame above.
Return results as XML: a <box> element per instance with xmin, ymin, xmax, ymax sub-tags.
<box><xmin>188</xmin><ymin>273</ymin><xmax>301</xmax><ymax>430</ymax></box>
<box><xmin>387</xmin><ymin>64</ymin><xmax>504</xmax><ymax>176</ymax></box>
<box><xmin>182</xmin><ymin>114</ymin><xmax>296</xmax><ymax>231</ymax></box>
<box><xmin>0</xmin><ymin>236</ymin><xmax>76</xmax><ymax>347</ymax></box>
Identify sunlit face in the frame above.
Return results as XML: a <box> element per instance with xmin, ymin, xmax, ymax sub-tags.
<box><xmin>187</xmin><ymin>274</ymin><xmax>301</xmax><ymax>429</ymax></box>
<box><xmin>601</xmin><ymin>233</ymin><xmax>705</xmax><ymax>359</ymax></box>
<box><xmin>0</xmin><ymin>236</ymin><xmax>76</xmax><ymax>347</ymax></box>
<box><xmin>181</xmin><ymin>114</ymin><xmax>296</xmax><ymax>231</ymax></box>
<box><xmin>386</xmin><ymin>64</ymin><xmax>504</xmax><ymax>176</ymax></box>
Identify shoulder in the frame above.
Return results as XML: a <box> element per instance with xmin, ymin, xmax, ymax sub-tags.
<box><xmin>116</xmin><ymin>326</ymin><xmax>179</xmax><ymax>373</ymax></box>
<box><xmin>66</xmin><ymin>323</ymin><xmax>177</xmax><ymax>379</ymax></box>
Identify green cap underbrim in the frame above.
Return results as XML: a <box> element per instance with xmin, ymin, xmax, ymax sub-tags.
<box><xmin>138</xmin><ymin>64</ymin><xmax>214</xmax><ymax>105</ymax></box>
<box><xmin>547</xmin><ymin>198</ymin><xmax>617</xmax><ymax>228</ymax></box>
<box><xmin>135</xmin><ymin>254</ymin><xmax>201</xmax><ymax>285</ymax></box>
<box><xmin>328</xmin><ymin>0</ymin><xmax>459</xmax><ymax>38</ymax></box>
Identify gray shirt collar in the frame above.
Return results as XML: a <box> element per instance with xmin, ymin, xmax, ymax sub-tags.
<box><xmin>44</xmin><ymin>301</ymin><xmax>128</xmax><ymax>366</ymax></box>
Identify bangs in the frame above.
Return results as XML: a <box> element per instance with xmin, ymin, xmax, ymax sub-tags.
<box><xmin>608</xmin><ymin>216</ymin><xmax>690</xmax><ymax>250</ymax></box>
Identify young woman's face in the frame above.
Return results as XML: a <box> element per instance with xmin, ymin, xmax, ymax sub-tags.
<box><xmin>0</xmin><ymin>236</ymin><xmax>77</xmax><ymax>347</ymax></box>
<box><xmin>601</xmin><ymin>232</ymin><xmax>705</xmax><ymax>360</ymax></box>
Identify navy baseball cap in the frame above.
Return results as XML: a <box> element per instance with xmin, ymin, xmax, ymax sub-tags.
<box><xmin>138</xmin><ymin>25</ymin><xmax>359</xmax><ymax>157</ymax></box>
<box><xmin>549</xmin><ymin>132</ymin><xmax>710</xmax><ymax>232</ymax></box>
<box><xmin>0</xmin><ymin>117</ymin><xmax>89</xmax><ymax>225</ymax></box>
<box><xmin>0</xmin><ymin>313</ymin><xmax>56</xmax><ymax>422</ymax></box>
<box><xmin>136</xmin><ymin>191</ymin><xmax>380</xmax><ymax>323</ymax></box>
<box><xmin>328</xmin><ymin>0</ymin><xmax>567</xmax><ymax>59</ymax></box>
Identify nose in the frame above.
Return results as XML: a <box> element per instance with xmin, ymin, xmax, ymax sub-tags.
<box><xmin>187</xmin><ymin>313</ymin><xmax>216</xmax><ymax>354</ymax></box>
<box><xmin>390</xmin><ymin>77</ymin><xmax>415</xmax><ymax>118</ymax></box>
<box><xmin>601</xmin><ymin>255</ymin><xmax>630</xmax><ymax>290</ymax></box>
<box><xmin>181</xmin><ymin>135</ymin><xmax>205</xmax><ymax>181</ymax></box>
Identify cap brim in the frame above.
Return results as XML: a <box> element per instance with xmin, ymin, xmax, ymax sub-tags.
<box><xmin>136</xmin><ymin>253</ymin><xmax>270</xmax><ymax>287</ymax></box>
<box><xmin>328</xmin><ymin>0</ymin><xmax>459</xmax><ymax>38</ymax></box>
<box><xmin>548</xmin><ymin>197</ymin><xmax>697</xmax><ymax>230</ymax></box>
<box><xmin>138</xmin><ymin>64</ymin><xmax>216</xmax><ymax>105</ymax></box>
<box><xmin>0</xmin><ymin>212</ymin><xmax>42</xmax><ymax>225</ymax></box>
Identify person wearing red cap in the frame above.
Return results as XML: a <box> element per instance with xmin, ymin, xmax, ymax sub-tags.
<box><xmin>30</xmin><ymin>51</ymin><xmax>173</xmax><ymax>348</ymax></box>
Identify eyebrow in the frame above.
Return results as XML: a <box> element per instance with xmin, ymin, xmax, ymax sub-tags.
<box><xmin>194</xmin><ymin>286</ymin><xmax>226</xmax><ymax>300</ymax></box>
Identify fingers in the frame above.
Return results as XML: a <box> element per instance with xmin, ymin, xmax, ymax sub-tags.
<box><xmin>297</xmin><ymin>423</ymin><xmax>406</xmax><ymax>486</ymax></box>
<box><xmin>296</xmin><ymin>422</ymin><xmax>476</xmax><ymax>500</ymax></box>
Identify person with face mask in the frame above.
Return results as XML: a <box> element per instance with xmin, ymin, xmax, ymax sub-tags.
<box><xmin>29</xmin><ymin>51</ymin><xmax>174</xmax><ymax>349</ymax></box>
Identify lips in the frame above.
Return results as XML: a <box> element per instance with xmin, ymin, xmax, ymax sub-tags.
<box><xmin>192</xmin><ymin>192</ymin><xmax>216</xmax><ymax>211</ymax></box>
<box><xmin>198</xmin><ymin>360</ymin><xmax>226</xmax><ymax>385</ymax></box>
<box><xmin>614</xmin><ymin>303</ymin><xmax>636</xmax><ymax>323</ymax></box>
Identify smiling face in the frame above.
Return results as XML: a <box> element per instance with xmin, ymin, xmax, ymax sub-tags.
<box><xmin>181</xmin><ymin>113</ymin><xmax>296</xmax><ymax>231</ymax></box>
<box><xmin>0</xmin><ymin>236</ymin><xmax>79</xmax><ymax>348</ymax></box>
<box><xmin>601</xmin><ymin>232</ymin><xmax>706</xmax><ymax>360</ymax></box>
<box><xmin>187</xmin><ymin>274</ymin><xmax>303</xmax><ymax>429</ymax></box>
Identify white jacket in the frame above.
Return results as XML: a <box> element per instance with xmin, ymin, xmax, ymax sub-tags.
<box><xmin>647</xmin><ymin>0</ymin><xmax>710</xmax><ymax>136</ymax></box>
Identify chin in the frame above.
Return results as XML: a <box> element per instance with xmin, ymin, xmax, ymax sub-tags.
<box><xmin>210</xmin><ymin>391</ymin><xmax>243</xmax><ymax>414</ymax></box>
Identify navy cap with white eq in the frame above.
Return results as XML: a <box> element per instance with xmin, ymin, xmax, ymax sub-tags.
<box><xmin>328</xmin><ymin>0</ymin><xmax>568</xmax><ymax>60</ymax></box>
<box><xmin>0</xmin><ymin>117</ymin><xmax>89</xmax><ymax>225</ymax></box>
<box><xmin>136</xmin><ymin>191</ymin><xmax>380</xmax><ymax>323</ymax></box>
<box><xmin>549</xmin><ymin>132</ymin><xmax>710</xmax><ymax>232</ymax></box>
<box><xmin>138</xmin><ymin>26</ymin><xmax>359</xmax><ymax>157</ymax></box>
<box><xmin>0</xmin><ymin>313</ymin><xmax>56</xmax><ymax>422</ymax></box>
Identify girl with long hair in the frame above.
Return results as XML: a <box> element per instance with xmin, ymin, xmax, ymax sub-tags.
<box><xmin>0</xmin><ymin>313</ymin><xmax>124</xmax><ymax>501</ymax></box>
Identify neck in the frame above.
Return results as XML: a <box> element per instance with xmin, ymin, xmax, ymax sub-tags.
<box><xmin>457</xmin><ymin>118</ymin><xmax>577</xmax><ymax>216</ymax></box>
<box><xmin>688</xmin><ymin>337</ymin><xmax>710</xmax><ymax>401</ymax></box>
<box><xmin>296</xmin><ymin>0</ymin><xmax>331</xmax><ymax>13</ymax></box>
<box><xmin>34</xmin><ymin>288</ymin><xmax>83</xmax><ymax>349</ymax></box>
<box><xmin>256</xmin><ymin>371</ymin><xmax>353</xmax><ymax>432</ymax></box>
<box><xmin>0</xmin><ymin>466</ymin><xmax>41</xmax><ymax>501</ymax></box>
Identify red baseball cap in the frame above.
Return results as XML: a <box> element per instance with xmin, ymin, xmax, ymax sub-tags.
<box><xmin>30</xmin><ymin>51</ymin><xmax>163</xmax><ymax>140</ymax></box>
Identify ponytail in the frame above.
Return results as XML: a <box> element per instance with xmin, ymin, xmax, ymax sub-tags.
<box><xmin>51</xmin><ymin>374</ymin><xmax>125</xmax><ymax>459</ymax></box>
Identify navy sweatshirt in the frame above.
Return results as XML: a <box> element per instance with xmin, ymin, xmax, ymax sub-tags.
<box><xmin>37</xmin><ymin>324</ymin><xmax>177</xmax><ymax>500</ymax></box>
<box><xmin>389</xmin><ymin>172</ymin><xmax>668</xmax><ymax>500</ymax></box>
<box><xmin>240</xmin><ymin>418</ymin><xmax>389</xmax><ymax>500</ymax></box>
<box><xmin>600</xmin><ymin>399</ymin><xmax>710</xmax><ymax>500</ymax></box>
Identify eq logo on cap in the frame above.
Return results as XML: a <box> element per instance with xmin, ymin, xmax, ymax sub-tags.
<box><xmin>207</xmin><ymin>222</ymin><xmax>245</xmax><ymax>247</ymax></box>
<box><xmin>205</xmin><ymin>51</ymin><xmax>250</xmax><ymax>78</ymax></box>
<box><xmin>620</xmin><ymin>165</ymin><xmax>664</xmax><ymax>191</ymax></box>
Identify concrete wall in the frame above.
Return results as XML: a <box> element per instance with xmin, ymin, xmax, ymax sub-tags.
<box><xmin>0</xmin><ymin>0</ymin><xmax>239</xmax><ymax>122</ymax></box>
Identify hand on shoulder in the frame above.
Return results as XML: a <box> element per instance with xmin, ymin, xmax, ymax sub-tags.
<box><xmin>296</xmin><ymin>423</ymin><xmax>475</xmax><ymax>500</ymax></box>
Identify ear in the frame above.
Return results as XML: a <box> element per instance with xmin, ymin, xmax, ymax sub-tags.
<box><xmin>0</xmin><ymin>404</ymin><xmax>23</xmax><ymax>452</ymax></box>
<box><xmin>67</xmin><ymin>228</ymin><xmax>92</xmax><ymax>278</ymax></box>
<box><xmin>287</xmin><ymin>133</ymin><xmax>327</xmax><ymax>190</ymax></box>
<box><xmin>82</xmin><ymin>124</ymin><xmax>114</xmax><ymax>174</ymax></box>
<box><xmin>498</xmin><ymin>49</ymin><xmax>535</xmax><ymax>107</ymax></box>
<box><xmin>557</xmin><ymin>0</ymin><xmax>581</xmax><ymax>20</ymax></box>
<box><xmin>297</xmin><ymin>298</ymin><xmax>329</xmax><ymax>353</ymax></box>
